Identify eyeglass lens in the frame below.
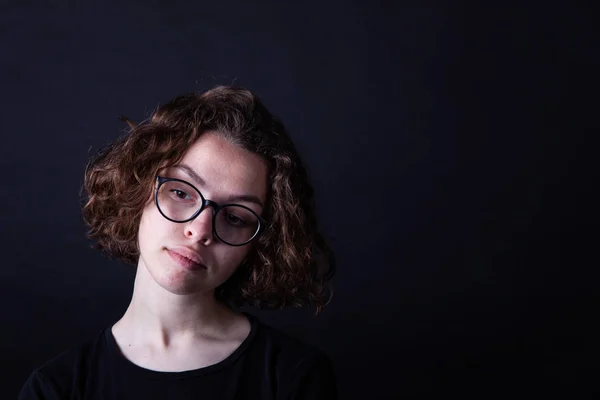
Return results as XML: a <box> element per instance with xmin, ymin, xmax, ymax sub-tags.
<box><xmin>157</xmin><ymin>179</ymin><xmax>260</xmax><ymax>245</ymax></box>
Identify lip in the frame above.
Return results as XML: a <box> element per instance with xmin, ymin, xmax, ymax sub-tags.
<box><xmin>166</xmin><ymin>247</ymin><xmax>207</xmax><ymax>271</ymax></box>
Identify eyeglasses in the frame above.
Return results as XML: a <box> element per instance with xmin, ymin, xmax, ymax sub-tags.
<box><xmin>154</xmin><ymin>176</ymin><xmax>265</xmax><ymax>246</ymax></box>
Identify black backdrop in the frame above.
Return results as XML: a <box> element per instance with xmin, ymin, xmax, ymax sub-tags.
<box><xmin>1</xmin><ymin>2</ymin><xmax>596</xmax><ymax>398</ymax></box>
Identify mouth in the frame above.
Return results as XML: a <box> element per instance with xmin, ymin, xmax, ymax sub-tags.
<box><xmin>166</xmin><ymin>249</ymin><xmax>207</xmax><ymax>271</ymax></box>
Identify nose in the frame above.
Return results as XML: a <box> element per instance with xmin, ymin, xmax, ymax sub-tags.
<box><xmin>184</xmin><ymin>207</ymin><xmax>214</xmax><ymax>245</ymax></box>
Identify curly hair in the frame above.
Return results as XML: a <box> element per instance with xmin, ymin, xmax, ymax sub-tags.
<box><xmin>82</xmin><ymin>85</ymin><xmax>335</xmax><ymax>313</ymax></box>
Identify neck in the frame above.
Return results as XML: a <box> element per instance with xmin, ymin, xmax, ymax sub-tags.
<box><xmin>115</xmin><ymin>260</ymin><xmax>236</xmax><ymax>347</ymax></box>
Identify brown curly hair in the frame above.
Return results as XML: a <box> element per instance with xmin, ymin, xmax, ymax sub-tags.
<box><xmin>82</xmin><ymin>85</ymin><xmax>335</xmax><ymax>313</ymax></box>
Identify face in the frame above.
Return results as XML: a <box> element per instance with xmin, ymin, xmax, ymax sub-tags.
<box><xmin>137</xmin><ymin>131</ymin><xmax>268</xmax><ymax>296</ymax></box>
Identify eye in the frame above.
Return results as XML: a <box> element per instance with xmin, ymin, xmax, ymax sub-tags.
<box><xmin>226</xmin><ymin>213</ymin><xmax>246</xmax><ymax>226</ymax></box>
<box><xmin>169</xmin><ymin>189</ymin><xmax>190</xmax><ymax>200</ymax></box>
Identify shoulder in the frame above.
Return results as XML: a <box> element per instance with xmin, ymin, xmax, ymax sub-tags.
<box><xmin>250</xmin><ymin>315</ymin><xmax>330</xmax><ymax>364</ymax></box>
<box><xmin>37</xmin><ymin>328</ymin><xmax>107</xmax><ymax>378</ymax></box>
<box><xmin>19</xmin><ymin>329</ymin><xmax>108</xmax><ymax>399</ymax></box>
<box><xmin>246</xmin><ymin>314</ymin><xmax>337</xmax><ymax>399</ymax></box>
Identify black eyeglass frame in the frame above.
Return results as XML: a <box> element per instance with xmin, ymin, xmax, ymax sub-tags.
<box><xmin>154</xmin><ymin>176</ymin><xmax>266</xmax><ymax>247</ymax></box>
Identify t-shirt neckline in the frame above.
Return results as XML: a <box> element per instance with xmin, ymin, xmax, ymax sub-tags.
<box><xmin>104</xmin><ymin>312</ymin><xmax>259</xmax><ymax>379</ymax></box>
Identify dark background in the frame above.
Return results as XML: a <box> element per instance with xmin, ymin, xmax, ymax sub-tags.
<box><xmin>1</xmin><ymin>2</ymin><xmax>596</xmax><ymax>398</ymax></box>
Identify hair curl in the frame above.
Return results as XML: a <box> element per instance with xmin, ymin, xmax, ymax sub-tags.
<box><xmin>82</xmin><ymin>85</ymin><xmax>335</xmax><ymax>313</ymax></box>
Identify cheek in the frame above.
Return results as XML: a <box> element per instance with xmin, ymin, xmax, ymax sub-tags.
<box><xmin>138</xmin><ymin>206</ymin><xmax>171</xmax><ymax>249</ymax></box>
<box><xmin>215</xmin><ymin>246</ymin><xmax>253</xmax><ymax>275</ymax></box>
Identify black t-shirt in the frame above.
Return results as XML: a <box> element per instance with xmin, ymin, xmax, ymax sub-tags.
<box><xmin>18</xmin><ymin>314</ymin><xmax>336</xmax><ymax>399</ymax></box>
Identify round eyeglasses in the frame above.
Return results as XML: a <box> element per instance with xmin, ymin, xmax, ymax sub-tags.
<box><xmin>154</xmin><ymin>176</ymin><xmax>265</xmax><ymax>246</ymax></box>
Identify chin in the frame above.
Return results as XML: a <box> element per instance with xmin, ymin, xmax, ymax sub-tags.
<box><xmin>156</xmin><ymin>272</ymin><xmax>213</xmax><ymax>296</ymax></box>
<box><xmin>160</xmin><ymin>284</ymin><xmax>208</xmax><ymax>296</ymax></box>
<box><xmin>141</xmin><ymin>259</ymin><xmax>209</xmax><ymax>297</ymax></box>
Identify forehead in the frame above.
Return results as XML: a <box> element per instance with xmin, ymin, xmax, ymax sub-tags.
<box><xmin>174</xmin><ymin>132</ymin><xmax>268</xmax><ymax>201</ymax></box>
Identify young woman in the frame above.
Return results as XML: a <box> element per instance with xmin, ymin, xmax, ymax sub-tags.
<box><xmin>19</xmin><ymin>86</ymin><xmax>336</xmax><ymax>399</ymax></box>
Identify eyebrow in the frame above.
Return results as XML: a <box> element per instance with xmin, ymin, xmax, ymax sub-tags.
<box><xmin>173</xmin><ymin>164</ymin><xmax>265</xmax><ymax>208</ymax></box>
<box><xmin>175</xmin><ymin>164</ymin><xmax>205</xmax><ymax>186</ymax></box>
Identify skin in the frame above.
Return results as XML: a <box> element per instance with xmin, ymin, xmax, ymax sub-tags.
<box><xmin>111</xmin><ymin>131</ymin><xmax>269</xmax><ymax>372</ymax></box>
